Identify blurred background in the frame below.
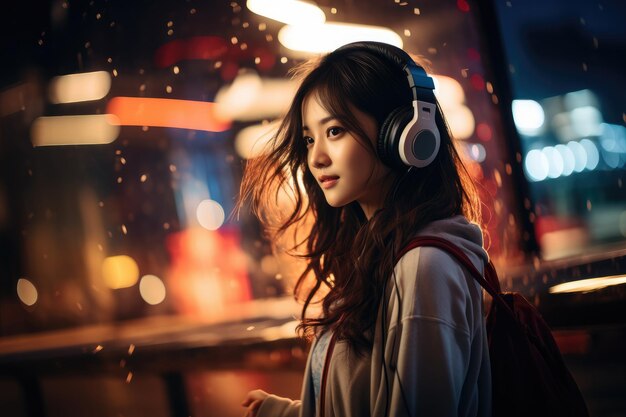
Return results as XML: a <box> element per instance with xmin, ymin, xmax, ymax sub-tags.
<box><xmin>0</xmin><ymin>0</ymin><xmax>624</xmax><ymax>416</ymax></box>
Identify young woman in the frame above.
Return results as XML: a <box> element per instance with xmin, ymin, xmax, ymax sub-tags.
<box><xmin>238</xmin><ymin>41</ymin><xmax>492</xmax><ymax>417</ymax></box>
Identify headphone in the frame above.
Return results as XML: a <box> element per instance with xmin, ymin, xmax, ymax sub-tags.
<box><xmin>333</xmin><ymin>41</ymin><xmax>441</xmax><ymax>170</ymax></box>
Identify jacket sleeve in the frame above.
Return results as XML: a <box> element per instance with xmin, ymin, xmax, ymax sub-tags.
<box><xmin>387</xmin><ymin>247</ymin><xmax>474</xmax><ymax>417</ymax></box>
<box><xmin>256</xmin><ymin>394</ymin><xmax>302</xmax><ymax>417</ymax></box>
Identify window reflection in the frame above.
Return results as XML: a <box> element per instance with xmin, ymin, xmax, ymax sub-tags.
<box><xmin>493</xmin><ymin>0</ymin><xmax>626</xmax><ymax>260</ymax></box>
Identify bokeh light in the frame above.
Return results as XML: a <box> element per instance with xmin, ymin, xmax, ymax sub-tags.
<box><xmin>214</xmin><ymin>72</ymin><xmax>296</xmax><ymax>122</ymax></box>
<box><xmin>512</xmin><ymin>99</ymin><xmax>545</xmax><ymax>136</ymax></box>
<box><xmin>543</xmin><ymin>146</ymin><xmax>564</xmax><ymax>178</ymax></box>
<box><xmin>555</xmin><ymin>144</ymin><xmax>575</xmax><ymax>176</ymax></box>
<box><xmin>49</xmin><ymin>71</ymin><xmax>111</xmax><ymax>104</ymax></box>
<box><xmin>433</xmin><ymin>75</ymin><xmax>465</xmax><ymax>110</ymax></box>
<box><xmin>246</xmin><ymin>0</ymin><xmax>326</xmax><ymax>25</ymax></box>
<box><xmin>106</xmin><ymin>97</ymin><xmax>231</xmax><ymax>132</ymax></box>
<box><xmin>524</xmin><ymin>149</ymin><xmax>549</xmax><ymax>181</ymax></box>
<box><xmin>102</xmin><ymin>255</ymin><xmax>140</xmax><ymax>289</ymax></box>
<box><xmin>16</xmin><ymin>278</ymin><xmax>38</xmax><ymax>306</ymax></box>
<box><xmin>31</xmin><ymin>114</ymin><xmax>120</xmax><ymax>146</ymax></box>
<box><xmin>196</xmin><ymin>199</ymin><xmax>225</xmax><ymax>231</ymax></box>
<box><xmin>139</xmin><ymin>274</ymin><xmax>167</xmax><ymax>305</ymax></box>
<box><xmin>446</xmin><ymin>105</ymin><xmax>475</xmax><ymax>140</ymax></box>
<box><xmin>580</xmin><ymin>139</ymin><xmax>599</xmax><ymax>170</ymax></box>
<box><xmin>567</xmin><ymin>140</ymin><xmax>587</xmax><ymax>173</ymax></box>
<box><xmin>550</xmin><ymin>274</ymin><xmax>626</xmax><ymax>294</ymax></box>
<box><xmin>234</xmin><ymin>121</ymin><xmax>280</xmax><ymax>159</ymax></box>
<box><xmin>571</xmin><ymin>106</ymin><xmax>603</xmax><ymax>138</ymax></box>
<box><xmin>278</xmin><ymin>22</ymin><xmax>402</xmax><ymax>53</ymax></box>
<box><xmin>468</xmin><ymin>143</ymin><xmax>486</xmax><ymax>163</ymax></box>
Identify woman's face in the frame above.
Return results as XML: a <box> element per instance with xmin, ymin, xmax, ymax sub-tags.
<box><xmin>302</xmin><ymin>92</ymin><xmax>394</xmax><ymax>219</ymax></box>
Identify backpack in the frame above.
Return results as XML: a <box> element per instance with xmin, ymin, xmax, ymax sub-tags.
<box><xmin>397</xmin><ymin>236</ymin><xmax>590</xmax><ymax>417</ymax></box>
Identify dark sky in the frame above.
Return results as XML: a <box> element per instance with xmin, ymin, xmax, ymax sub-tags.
<box><xmin>493</xmin><ymin>0</ymin><xmax>625</xmax><ymax>123</ymax></box>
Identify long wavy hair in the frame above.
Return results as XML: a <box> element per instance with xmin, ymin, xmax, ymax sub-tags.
<box><xmin>236</xmin><ymin>46</ymin><xmax>482</xmax><ymax>355</ymax></box>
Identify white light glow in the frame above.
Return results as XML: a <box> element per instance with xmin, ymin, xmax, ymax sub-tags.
<box><xmin>235</xmin><ymin>120</ymin><xmax>280</xmax><ymax>159</ymax></box>
<box><xmin>446</xmin><ymin>105</ymin><xmax>475</xmax><ymax>140</ymax></box>
<box><xmin>526</xmin><ymin>139</ymin><xmax>603</xmax><ymax>181</ymax></box>
<box><xmin>600</xmin><ymin>123</ymin><xmax>619</xmax><ymax>152</ymax></box>
<box><xmin>49</xmin><ymin>71</ymin><xmax>111</xmax><ymax>104</ymax></box>
<box><xmin>433</xmin><ymin>75</ymin><xmax>465</xmax><ymax>110</ymax></box>
<box><xmin>524</xmin><ymin>149</ymin><xmax>549</xmax><ymax>181</ymax></box>
<box><xmin>139</xmin><ymin>274</ymin><xmax>167</xmax><ymax>305</ymax></box>
<box><xmin>278</xmin><ymin>22</ymin><xmax>402</xmax><ymax>54</ymax></box>
<box><xmin>549</xmin><ymin>274</ymin><xmax>626</xmax><ymax>294</ymax></box>
<box><xmin>17</xmin><ymin>278</ymin><xmax>38</xmax><ymax>306</ymax></box>
<box><xmin>246</xmin><ymin>0</ymin><xmax>325</xmax><ymax>25</ymax></box>
<box><xmin>215</xmin><ymin>72</ymin><xmax>297</xmax><ymax>122</ymax></box>
<box><xmin>563</xmin><ymin>89</ymin><xmax>599</xmax><ymax>109</ymax></box>
<box><xmin>570</xmin><ymin>106</ymin><xmax>603</xmax><ymax>138</ymax></box>
<box><xmin>555</xmin><ymin>144</ymin><xmax>575</xmax><ymax>176</ymax></box>
<box><xmin>31</xmin><ymin>114</ymin><xmax>120</xmax><ymax>146</ymax></box>
<box><xmin>567</xmin><ymin>141</ymin><xmax>587</xmax><ymax>173</ymax></box>
<box><xmin>196</xmin><ymin>199</ymin><xmax>225</xmax><ymax>230</ymax></box>
<box><xmin>601</xmin><ymin>147</ymin><xmax>620</xmax><ymax>168</ymax></box>
<box><xmin>512</xmin><ymin>100</ymin><xmax>544</xmax><ymax>136</ymax></box>
<box><xmin>542</xmin><ymin>146</ymin><xmax>564</xmax><ymax>178</ymax></box>
<box><xmin>580</xmin><ymin>139</ymin><xmax>599</xmax><ymax>170</ymax></box>
<box><xmin>600</xmin><ymin>136</ymin><xmax>617</xmax><ymax>152</ymax></box>
<box><xmin>600</xmin><ymin>123</ymin><xmax>626</xmax><ymax>169</ymax></box>
<box><xmin>215</xmin><ymin>71</ymin><xmax>262</xmax><ymax>120</ymax></box>
<box><xmin>468</xmin><ymin>143</ymin><xmax>486</xmax><ymax>163</ymax></box>
<box><xmin>434</xmin><ymin>75</ymin><xmax>473</xmax><ymax>141</ymax></box>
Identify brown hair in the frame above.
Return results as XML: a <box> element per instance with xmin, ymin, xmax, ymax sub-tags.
<box><xmin>236</xmin><ymin>47</ymin><xmax>482</xmax><ymax>355</ymax></box>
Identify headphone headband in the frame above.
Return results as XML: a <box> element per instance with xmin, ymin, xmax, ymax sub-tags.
<box><xmin>333</xmin><ymin>41</ymin><xmax>435</xmax><ymax>101</ymax></box>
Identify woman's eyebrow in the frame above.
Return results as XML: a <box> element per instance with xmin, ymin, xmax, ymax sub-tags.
<box><xmin>302</xmin><ymin>116</ymin><xmax>337</xmax><ymax>131</ymax></box>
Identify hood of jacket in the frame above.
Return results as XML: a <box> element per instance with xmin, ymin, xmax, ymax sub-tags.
<box><xmin>414</xmin><ymin>214</ymin><xmax>490</xmax><ymax>272</ymax></box>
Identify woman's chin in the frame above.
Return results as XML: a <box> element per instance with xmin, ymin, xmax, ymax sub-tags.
<box><xmin>324</xmin><ymin>196</ymin><xmax>351</xmax><ymax>208</ymax></box>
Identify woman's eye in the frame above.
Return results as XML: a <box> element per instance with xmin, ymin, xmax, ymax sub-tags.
<box><xmin>328</xmin><ymin>127</ymin><xmax>344</xmax><ymax>137</ymax></box>
<box><xmin>304</xmin><ymin>136</ymin><xmax>314</xmax><ymax>146</ymax></box>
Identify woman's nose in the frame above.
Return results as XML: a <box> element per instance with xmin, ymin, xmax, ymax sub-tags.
<box><xmin>310</xmin><ymin>140</ymin><xmax>331</xmax><ymax>169</ymax></box>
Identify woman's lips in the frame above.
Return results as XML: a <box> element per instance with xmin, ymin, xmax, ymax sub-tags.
<box><xmin>320</xmin><ymin>176</ymin><xmax>339</xmax><ymax>189</ymax></box>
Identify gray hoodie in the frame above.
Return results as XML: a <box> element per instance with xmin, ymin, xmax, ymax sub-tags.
<box><xmin>257</xmin><ymin>215</ymin><xmax>492</xmax><ymax>417</ymax></box>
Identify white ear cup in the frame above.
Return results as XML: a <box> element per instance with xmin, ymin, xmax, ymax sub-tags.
<box><xmin>398</xmin><ymin>100</ymin><xmax>440</xmax><ymax>168</ymax></box>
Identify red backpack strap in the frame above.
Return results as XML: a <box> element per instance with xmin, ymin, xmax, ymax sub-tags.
<box><xmin>396</xmin><ymin>235</ymin><xmax>513</xmax><ymax>315</ymax></box>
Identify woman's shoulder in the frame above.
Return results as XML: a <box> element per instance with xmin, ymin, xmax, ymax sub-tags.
<box><xmin>393</xmin><ymin>244</ymin><xmax>477</xmax><ymax>331</ymax></box>
<box><xmin>394</xmin><ymin>215</ymin><xmax>487</xmax><ymax>289</ymax></box>
<box><xmin>395</xmin><ymin>244</ymin><xmax>468</xmax><ymax>291</ymax></box>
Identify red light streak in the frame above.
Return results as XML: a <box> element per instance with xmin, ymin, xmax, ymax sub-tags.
<box><xmin>155</xmin><ymin>36</ymin><xmax>229</xmax><ymax>68</ymax></box>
